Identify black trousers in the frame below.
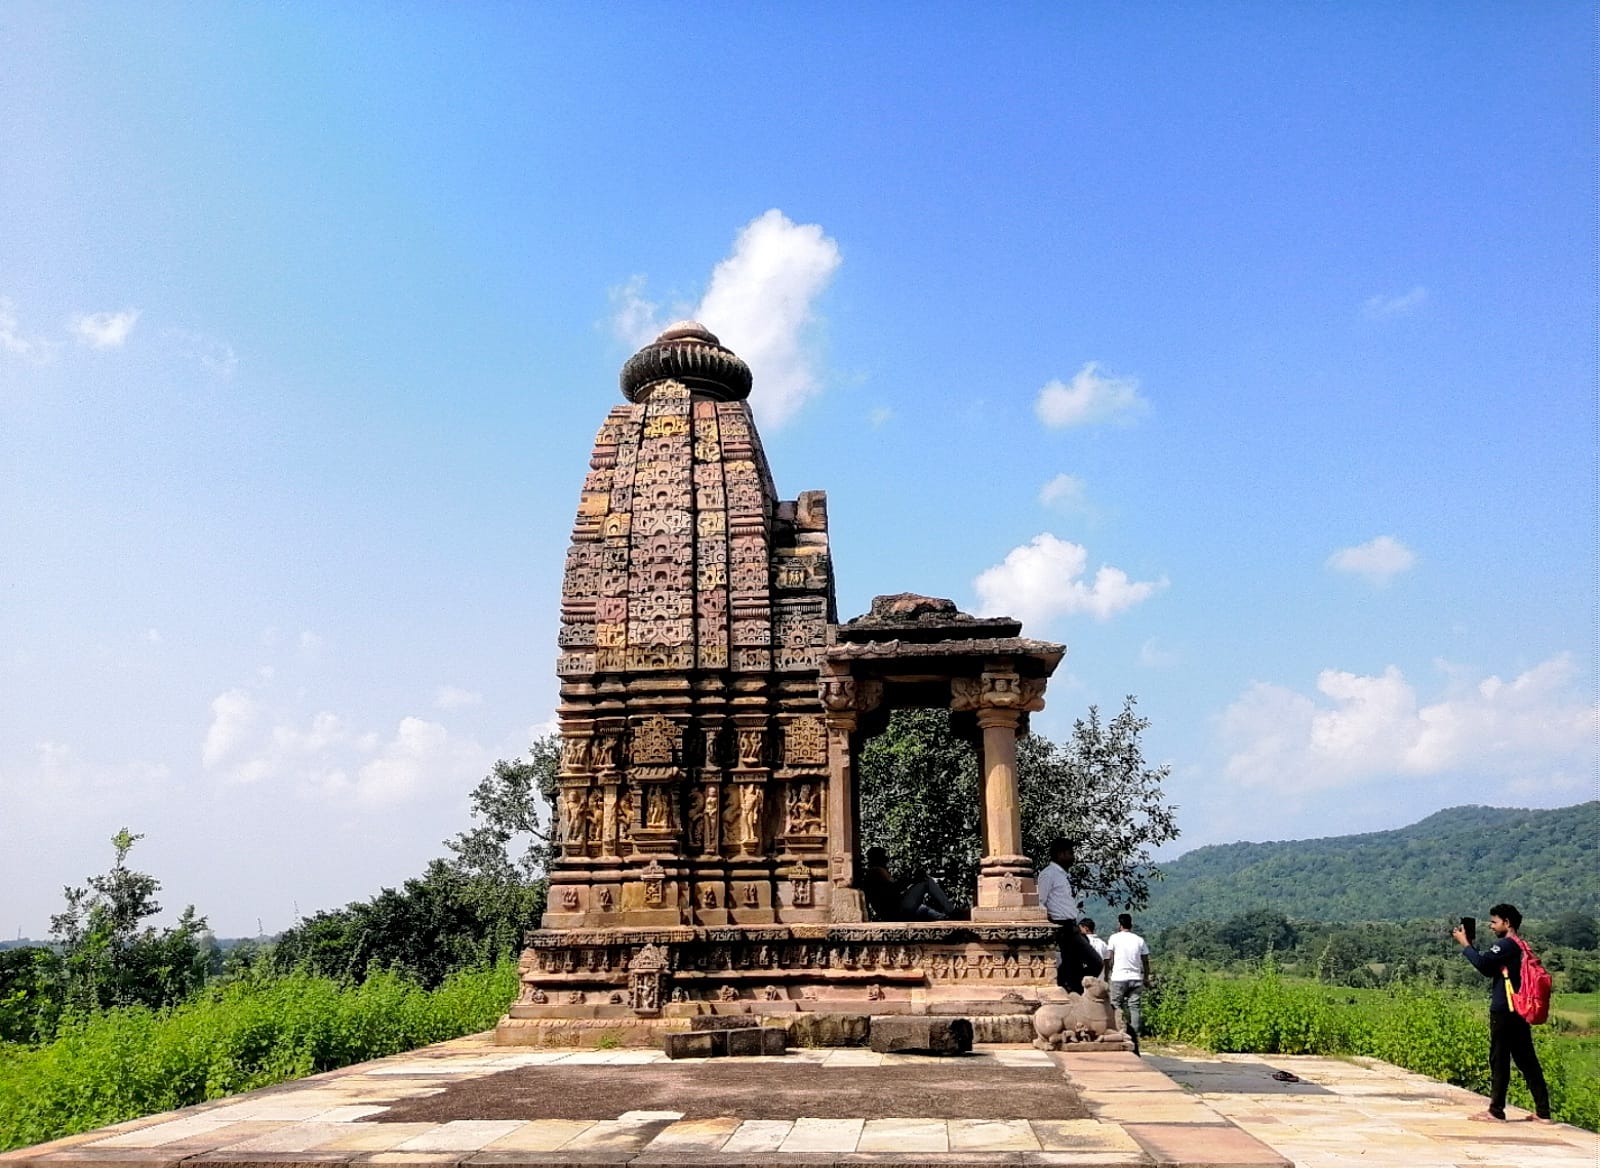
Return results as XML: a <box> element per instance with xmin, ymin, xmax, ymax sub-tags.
<box><xmin>1053</xmin><ymin>919</ymin><xmax>1102</xmax><ymax>994</ymax></box>
<box><xmin>1489</xmin><ymin>1010</ymin><xmax>1550</xmax><ymax>1119</ymax></box>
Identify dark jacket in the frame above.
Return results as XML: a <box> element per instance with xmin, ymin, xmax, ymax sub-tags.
<box><xmin>1461</xmin><ymin>935</ymin><xmax>1524</xmax><ymax>1013</ymax></box>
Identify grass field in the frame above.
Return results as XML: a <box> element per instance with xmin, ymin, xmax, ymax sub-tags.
<box><xmin>1147</xmin><ymin>964</ymin><xmax>1599</xmax><ymax>1131</ymax></box>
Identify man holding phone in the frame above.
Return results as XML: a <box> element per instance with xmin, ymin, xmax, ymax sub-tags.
<box><xmin>1452</xmin><ymin>904</ymin><xmax>1551</xmax><ymax>1123</ymax></box>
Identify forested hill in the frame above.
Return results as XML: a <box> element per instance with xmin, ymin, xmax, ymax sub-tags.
<box><xmin>1128</xmin><ymin>802</ymin><xmax>1599</xmax><ymax>929</ymax></box>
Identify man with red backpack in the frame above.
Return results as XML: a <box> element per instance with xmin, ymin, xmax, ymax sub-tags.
<box><xmin>1452</xmin><ymin>903</ymin><xmax>1552</xmax><ymax>1123</ymax></box>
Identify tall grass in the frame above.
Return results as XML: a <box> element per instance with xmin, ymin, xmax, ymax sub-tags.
<box><xmin>0</xmin><ymin>960</ymin><xmax>518</xmax><ymax>1152</ymax></box>
<box><xmin>1147</xmin><ymin>960</ymin><xmax>1599</xmax><ymax>1132</ymax></box>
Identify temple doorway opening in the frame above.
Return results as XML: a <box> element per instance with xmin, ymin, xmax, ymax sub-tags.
<box><xmin>855</xmin><ymin>708</ymin><xmax>980</xmax><ymax>915</ymax></box>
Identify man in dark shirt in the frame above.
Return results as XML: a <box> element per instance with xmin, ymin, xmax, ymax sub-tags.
<box><xmin>1452</xmin><ymin>903</ymin><xmax>1551</xmax><ymax>1123</ymax></box>
<box><xmin>861</xmin><ymin>847</ymin><xmax>956</xmax><ymax>921</ymax></box>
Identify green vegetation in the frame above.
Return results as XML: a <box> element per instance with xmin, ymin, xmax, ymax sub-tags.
<box><xmin>1147</xmin><ymin>961</ymin><xmax>1600</xmax><ymax>1132</ymax></box>
<box><xmin>0</xmin><ymin>961</ymin><xmax>518</xmax><ymax>1152</ymax></box>
<box><xmin>1127</xmin><ymin>802</ymin><xmax>1599</xmax><ymax>928</ymax></box>
<box><xmin>0</xmin><ymin>742</ymin><xmax>555</xmax><ymax>1152</ymax></box>
<box><xmin>1154</xmin><ymin>909</ymin><xmax>1600</xmax><ymax>993</ymax></box>
<box><xmin>859</xmin><ymin>698</ymin><xmax>1179</xmax><ymax>910</ymax></box>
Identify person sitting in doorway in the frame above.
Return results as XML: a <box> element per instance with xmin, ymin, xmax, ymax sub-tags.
<box><xmin>861</xmin><ymin>846</ymin><xmax>960</xmax><ymax>921</ymax></box>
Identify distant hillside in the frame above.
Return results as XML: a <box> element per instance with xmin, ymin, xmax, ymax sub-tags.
<box><xmin>1111</xmin><ymin>802</ymin><xmax>1599</xmax><ymax>930</ymax></box>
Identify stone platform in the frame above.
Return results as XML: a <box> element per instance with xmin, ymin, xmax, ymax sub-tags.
<box><xmin>5</xmin><ymin>1036</ymin><xmax>1595</xmax><ymax>1168</ymax></box>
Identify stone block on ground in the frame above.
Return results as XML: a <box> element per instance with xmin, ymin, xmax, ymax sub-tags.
<box><xmin>972</xmin><ymin>1014</ymin><xmax>1036</xmax><ymax>1043</ymax></box>
<box><xmin>690</xmin><ymin>1014</ymin><xmax>769</xmax><ymax>1032</ymax></box>
<box><xmin>725</xmin><ymin>1025</ymin><xmax>787</xmax><ymax>1057</ymax></box>
<box><xmin>663</xmin><ymin>1030</ymin><xmax>726</xmax><ymax>1059</ymax></box>
<box><xmin>786</xmin><ymin>1011</ymin><xmax>870</xmax><ymax>1047</ymax></box>
<box><xmin>868</xmin><ymin>1015</ymin><xmax>973</xmax><ymax>1055</ymax></box>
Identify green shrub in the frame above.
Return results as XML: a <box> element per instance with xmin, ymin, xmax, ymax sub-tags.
<box><xmin>1148</xmin><ymin>964</ymin><xmax>1598</xmax><ymax>1131</ymax></box>
<box><xmin>0</xmin><ymin>960</ymin><xmax>518</xmax><ymax>1152</ymax></box>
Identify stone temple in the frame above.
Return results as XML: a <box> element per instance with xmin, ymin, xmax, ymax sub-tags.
<box><xmin>496</xmin><ymin>322</ymin><xmax>1067</xmax><ymax>1044</ymax></box>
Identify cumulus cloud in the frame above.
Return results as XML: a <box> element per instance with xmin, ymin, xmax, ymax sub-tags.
<box><xmin>0</xmin><ymin>297</ymin><xmax>56</xmax><ymax>364</ymax></box>
<box><xmin>610</xmin><ymin>209</ymin><xmax>842</xmax><ymax>428</ymax></box>
<box><xmin>28</xmin><ymin>741</ymin><xmax>171</xmax><ymax>796</ymax></box>
<box><xmin>1327</xmin><ymin>535</ymin><xmax>1415</xmax><ymax>586</ymax></box>
<box><xmin>1034</xmin><ymin>363</ymin><xmax>1148</xmax><ymax>429</ymax></box>
<box><xmin>1362</xmin><ymin>286</ymin><xmax>1428</xmax><ymax>318</ymax></box>
<box><xmin>203</xmin><ymin>689</ymin><xmax>260</xmax><ymax>770</ymax></box>
<box><xmin>71</xmin><ymin>308</ymin><xmax>140</xmax><ymax>349</ymax></box>
<box><xmin>434</xmin><ymin>685</ymin><xmax>482</xmax><ymax>710</ymax></box>
<box><xmin>973</xmin><ymin>533</ymin><xmax>1166</xmax><ymax>628</ymax></box>
<box><xmin>201</xmin><ymin>686</ymin><xmax>483</xmax><ymax>805</ymax></box>
<box><xmin>1038</xmin><ymin>473</ymin><xmax>1090</xmax><ymax>513</ymax></box>
<box><xmin>1220</xmin><ymin>654</ymin><xmax>1598</xmax><ymax>793</ymax></box>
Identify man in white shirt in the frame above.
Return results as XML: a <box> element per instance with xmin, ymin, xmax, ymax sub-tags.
<box><xmin>1080</xmin><ymin>918</ymin><xmax>1110</xmax><ymax>974</ymax></box>
<box><xmin>1037</xmin><ymin>838</ymin><xmax>1102</xmax><ymax>994</ymax></box>
<box><xmin>1104</xmin><ymin>913</ymin><xmax>1151</xmax><ymax>1054</ymax></box>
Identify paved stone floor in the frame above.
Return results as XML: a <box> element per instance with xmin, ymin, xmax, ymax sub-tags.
<box><xmin>3</xmin><ymin>1038</ymin><xmax>1595</xmax><ymax>1168</ymax></box>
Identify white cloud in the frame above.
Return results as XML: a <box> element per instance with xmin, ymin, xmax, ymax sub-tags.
<box><xmin>200</xmin><ymin>684</ymin><xmax>483</xmax><ymax>806</ymax></box>
<box><xmin>610</xmin><ymin>209</ymin><xmax>842</xmax><ymax>428</ymax></box>
<box><xmin>1362</xmin><ymin>286</ymin><xmax>1428</xmax><ymax>318</ymax></box>
<box><xmin>347</xmin><ymin>716</ymin><xmax>477</xmax><ymax>807</ymax></box>
<box><xmin>434</xmin><ymin>685</ymin><xmax>482</xmax><ymax>710</ymax></box>
<box><xmin>38</xmin><ymin>741</ymin><xmax>170</xmax><ymax>789</ymax></box>
<box><xmin>973</xmin><ymin>533</ymin><xmax>1167</xmax><ymax>628</ymax></box>
<box><xmin>868</xmin><ymin>407</ymin><xmax>893</xmax><ymax>429</ymax></box>
<box><xmin>1220</xmin><ymin>654</ymin><xmax>1598</xmax><ymax>793</ymax></box>
<box><xmin>71</xmin><ymin>308</ymin><xmax>140</xmax><ymax>349</ymax></box>
<box><xmin>0</xmin><ymin>297</ymin><xmax>56</xmax><ymax>364</ymax></box>
<box><xmin>1034</xmin><ymin>363</ymin><xmax>1148</xmax><ymax>429</ymax></box>
<box><xmin>1038</xmin><ymin>473</ymin><xmax>1089</xmax><ymax>512</ymax></box>
<box><xmin>1327</xmin><ymin>535</ymin><xmax>1415</xmax><ymax>586</ymax></box>
<box><xmin>609</xmin><ymin>275</ymin><xmax>663</xmax><ymax>350</ymax></box>
<box><xmin>202</xmin><ymin>688</ymin><xmax>260</xmax><ymax>770</ymax></box>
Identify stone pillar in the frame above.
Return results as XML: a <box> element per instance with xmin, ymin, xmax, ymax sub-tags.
<box><xmin>819</xmin><ymin>672</ymin><xmax>881</xmax><ymax>922</ymax></box>
<box><xmin>978</xmin><ymin>707</ymin><xmax>1024</xmax><ymax>859</ymax></box>
<box><xmin>953</xmin><ymin>667</ymin><xmax>1049</xmax><ymax>922</ymax></box>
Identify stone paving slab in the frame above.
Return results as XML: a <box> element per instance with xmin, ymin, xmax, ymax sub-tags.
<box><xmin>6</xmin><ymin>1039</ymin><xmax>1599</xmax><ymax>1167</ymax></box>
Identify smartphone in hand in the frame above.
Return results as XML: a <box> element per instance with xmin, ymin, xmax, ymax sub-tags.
<box><xmin>1460</xmin><ymin>916</ymin><xmax>1476</xmax><ymax>944</ymax></box>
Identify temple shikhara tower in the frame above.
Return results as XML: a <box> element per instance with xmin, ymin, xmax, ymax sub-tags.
<box><xmin>497</xmin><ymin>323</ymin><xmax>1066</xmax><ymax>1043</ymax></box>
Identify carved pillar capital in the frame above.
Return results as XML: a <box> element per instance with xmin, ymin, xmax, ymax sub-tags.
<box><xmin>819</xmin><ymin>674</ymin><xmax>883</xmax><ymax>716</ymax></box>
<box><xmin>950</xmin><ymin>670</ymin><xmax>1047</xmax><ymax>714</ymax></box>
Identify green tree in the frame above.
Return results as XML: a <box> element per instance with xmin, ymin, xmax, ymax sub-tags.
<box><xmin>1018</xmin><ymin>697</ymin><xmax>1180</xmax><ymax>909</ymax></box>
<box><xmin>47</xmin><ymin>829</ymin><xmax>211</xmax><ymax>1014</ymax></box>
<box><xmin>1542</xmin><ymin>911</ymin><xmax>1599</xmax><ymax>951</ymax></box>
<box><xmin>858</xmin><ymin>697</ymin><xmax>1179</xmax><ymax>910</ymax></box>
<box><xmin>1217</xmin><ymin>908</ymin><xmax>1298</xmax><ymax>962</ymax></box>
<box><xmin>273</xmin><ymin>736</ymin><xmax>559</xmax><ymax>986</ymax></box>
<box><xmin>0</xmin><ymin>946</ymin><xmax>64</xmax><ymax>1043</ymax></box>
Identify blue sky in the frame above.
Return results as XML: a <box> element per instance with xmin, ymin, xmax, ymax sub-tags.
<box><xmin>2</xmin><ymin>4</ymin><xmax>1594</xmax><ymax>937</ymax></box>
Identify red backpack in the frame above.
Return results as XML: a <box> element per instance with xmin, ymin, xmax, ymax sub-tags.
<box><xmin>1502</xmin><ymin>937</ymin><xmax>1553</xmax><ymax>1025</ymax></box>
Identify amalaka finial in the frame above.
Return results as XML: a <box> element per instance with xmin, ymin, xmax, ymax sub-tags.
<box><xmin>620</xmin><ymin>320</ymin><xmax>752</xmax><ymax>403</ymax></box>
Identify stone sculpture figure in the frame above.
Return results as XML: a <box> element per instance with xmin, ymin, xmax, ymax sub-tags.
<box><xmin>702</xmin><ymin>785</ymin><xmax>719</xmax><ymax>849</ymax></box>
<box><xmin>616</xmin><ymin>787</ymin><xmax>634</xmax><ymax>845</ymax></box>
<box><xmin>739</xmin><ymin>783</ymin><xmax>764</xmax><ymax>847</ymax></box>
<box><xmin>560</xmin><ymin>788</ymin><xmax>589</xmax><ymax>844</ymax></box>
<box><xmin>646</xmin><ymin>785</ymin><xmax>670</xmax><ymax>829</ymax></box>
<box><xmin>687</xmin><ymin>788</ymin><xmax>706</xmax><ymax>849</ymax></box>
<box><xmin>786</xmin><ymin>783</ymin><xmax>824</xmax><ymax>833</ymax></box>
